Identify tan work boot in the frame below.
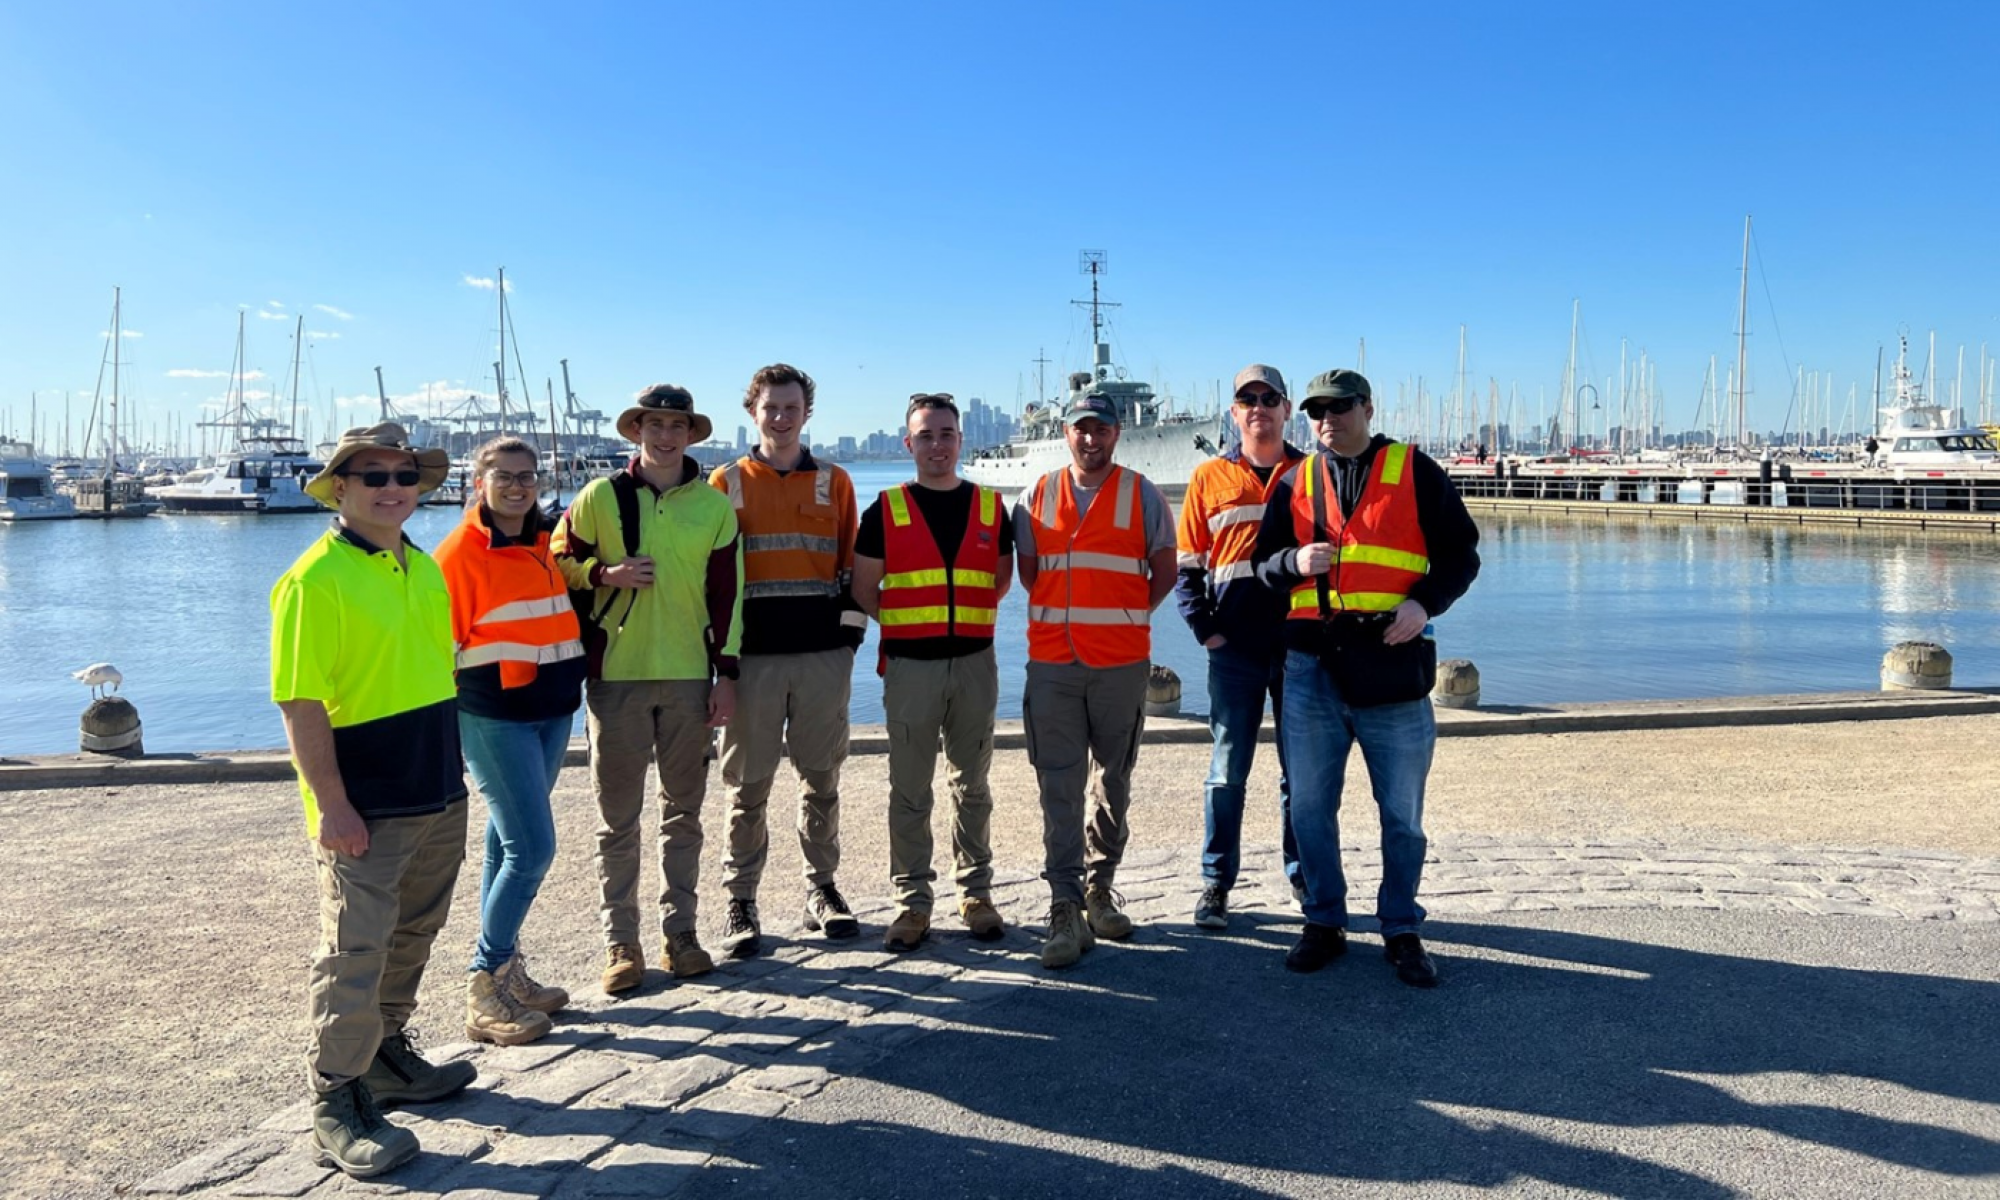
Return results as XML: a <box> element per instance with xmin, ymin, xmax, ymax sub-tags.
<box><xmin>664</xmin><ymin>929</ymin><xmax>715</xmax><ymax>979</ymax></box>
<box><xmin>1040</xmin><ymin>898</ymin><xmax>1095</xmax><ymax>969</ymax></box>
<box><xmin>601</xmin><ymin>942</ymin><xmax>644</xmax><ymax>994</ymax></box>
<box><xmin>500</xmin><ymin>952</ymin><xmax>568</xmax><ymax>1014</ymax></box>
<box><xmin>1084</xmin><ymin>884</ymin><xmax>1134</xmax><ymax>940</ymax></box>
<box><xmin>959</xmin><ymin>896</ymin><xmax>1005</xmax><ymax>942</ymax></box>
<box><xmin>466</xmin><ymin>969</ymin><xmax>552</xmax><ymax>1046</ymax></box>
<box><xmin>883</xmin><ymin>909</ymin><xmax>930</xmax><ymax>952</ymax></box>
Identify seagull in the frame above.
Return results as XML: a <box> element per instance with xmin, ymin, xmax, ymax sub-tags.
<box><xmin>72</xmin><ymin>663</ymin><xmax>123</xmax><ymax>701</ymax></box>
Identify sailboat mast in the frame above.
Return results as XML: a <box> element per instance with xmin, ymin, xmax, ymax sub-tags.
<box><xmin>496</xmin><ymin>266</ymin><xmax>509</xmax><ymax>431</ymax></box>
<box><xmin>1735</xmin><ymin>215</ymin><xmax>1751</xmax><ymax>449</ymax></box>
<box><xmin>290</xmin><ymin>314</ymin><xmax>304</xmax><ymax>440</ymax></box>
<box><xmin>1563</xmin><ymin>299</ymin><xmax>1578</xmax><ymax>452</ymax></box>
<box><xmin>109</xmin><ymin>287</ymin><xmax>121</xmax><ymax>475</ymax></box>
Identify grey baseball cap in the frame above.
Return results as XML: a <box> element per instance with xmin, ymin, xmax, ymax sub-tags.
<box><xmin>1232</xmin><ymin>364</ymin><xmax>1287</xmax><ymax>397</ymax></box>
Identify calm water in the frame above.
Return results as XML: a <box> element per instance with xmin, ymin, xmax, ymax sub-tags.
<box><xmin>4</xmin><ymin>461</ymin><xmax>1997</xmax><ymax>755</ymax></box>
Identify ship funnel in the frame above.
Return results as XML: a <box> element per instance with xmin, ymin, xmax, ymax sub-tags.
<box><xmin>1094</xmin><ymin>342</ymin><xmax>1112</xmax><ymax>379</ymax></box>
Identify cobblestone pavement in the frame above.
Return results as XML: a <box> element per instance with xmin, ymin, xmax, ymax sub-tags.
<box><xmin>142</xmin><ymin>834</ymin><xmax>2000</xmax><ymax>1198</ymax></box>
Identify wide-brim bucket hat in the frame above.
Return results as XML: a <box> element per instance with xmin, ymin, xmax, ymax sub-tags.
<box><xmin>616</xmin><ymin>383</ymin><xmax>713</xmax><ymax>445</ymax></box>
<box><xmin>304</xmin><ymin>421</ymin><xmax>452</xmax><ymax>508</ymax></box>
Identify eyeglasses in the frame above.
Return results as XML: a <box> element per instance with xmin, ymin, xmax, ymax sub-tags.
<box><xmin>1234</xmin><ymin>391</ymin><xmax>1286</xmax><ymax>409</ymax></box>
<box><xmin>1303</xmin><ymin>396</ymin><xmax>1365</xmax><ymax>420</ymax></box>
<box><xmin>337</xmin><ymin>468</ymin><xmax>423</xmax><ymax>488</ymax></box>
<box><xmin>486</xmin><ymin>470</ymin><xmax>541</xmax><ymax>487</ymax></box>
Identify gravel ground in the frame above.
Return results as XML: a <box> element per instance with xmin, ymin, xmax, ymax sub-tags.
<box><xmin>1</xmin><ymin>713</ymin><xmax>1994</xmax><ymax>1197</ymax></box>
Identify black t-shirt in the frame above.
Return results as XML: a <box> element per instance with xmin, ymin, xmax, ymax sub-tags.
<box><xmin>857</xmin><ymin>480</ymin><xmax>1014</xmax><ymax>660</ymax></box>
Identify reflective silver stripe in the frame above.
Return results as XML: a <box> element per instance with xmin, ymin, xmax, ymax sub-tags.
<box><xmin>1211</xmin><ymin>561</ymin><xmax>1254</xmax><ymax>584</ymax></box>
<box><xmin>1052</xmin><ymin>550</ymin><xmax>1146</xmax><ymax>575</ymax></box>
<box><xmin>839</xmin><ymin>610</ymin><xmax>868</xmax><ymax>628</ymax></box>
<box><xmin>745</xmin><ymin>532</ymin><xmax>838</xmax><ymax>555</ymax></box>
<box><xmin>1176</xmin><ymin>551</ymin><xmax>1203</xmax><ymax>568</ymax></box>
<box><xmin>1207</xmin><ymin>504</ymin><xmax>1264</xmax><ymax>534</ymax></box>
<box><xmin>744</xmin><ymin>579</ymin><xmax>839</xmax><ymax>599</ymax></box>
<box><xmin>1028</xmin><ymin>605</ymin><xmax>1150</xmax><ymax>626</ymax></box>
<box><xmin>1030</xmin><ymin>470</ymin><xmax>1064</xmax><ymax>523</ymax></box>
<box><xmin>1112</xmin><ymin>469</ymin><xmax>1135</xmax><ymax>529</ymax></box>
<box><xmin>814</xmin><ymin>464</ymin><xmax>833</xmax><ymax>506</ymax></box>
<box><xmin>456</xmin><ymin>639</ymin><xmax>586</xmax><ymax>670</ymax></box>
<box><xmin>475</xmin><ymin>594</ymin><xmax>571</xmax><ymax>625</ymax></box>
<box><xmin>723</xmin><ymin>463</ymin><xmax>744</xmax><ymax>509</ymax></box>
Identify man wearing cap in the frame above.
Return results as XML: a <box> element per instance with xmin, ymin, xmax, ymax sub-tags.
<box><xmin>1176</xmin><ymin>364</ymin><xmax>1307</xmax><ymax>931</ymax></box>
<box><xmin>710</xmin><ymin>364</ymin><xmax>867</xmax><ymax>956</ymax></box>
<box><xmin>851</xmin><ymin>393</ymin><xmax>1014</xmax><ymax>952</ymax></box>
<box><xmin>1251</xmin><ymin>369</ymin><xmax>1481</xmax><ymax>987</ymax></box>
<box><xmin>272</xmin><ymin>423</ymin><xmax>472</xmax><ymax>1177</ymax></box>
<box><xmin>553</xmin><ymin>385</ymin><xmax>743</xmax><ymax>991</ymax></box>
<box><xmin>1014</xmin><ymin>390</ymin><xmax>1179</xmax><ymax>968</ymax></box>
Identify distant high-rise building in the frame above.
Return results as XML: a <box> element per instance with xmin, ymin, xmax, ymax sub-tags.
<box><xmin>736</xmin><ymin>425</ymin><xmax>748</xmax><ymax>452</ymax></box>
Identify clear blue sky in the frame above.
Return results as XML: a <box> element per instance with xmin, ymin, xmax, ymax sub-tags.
<box><xmin>3</xmin><ymin>2</ymin><xmax>1996</xmax><ymax>452</ymax></box>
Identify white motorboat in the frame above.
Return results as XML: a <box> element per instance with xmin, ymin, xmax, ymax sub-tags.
<box><xmin>153</xmin><ymin>437</ymin><xmax>323</xmax><ymax>514</ymax></box>
<box><xmin>1877</xmin><ymin>335</ymin><xmax>2000</xmax><ymax>470</ymax></box>
<box><xmin>0</xmin><ymin>441</ymin><xmax>79</xmax><ymax>521</ymax></box>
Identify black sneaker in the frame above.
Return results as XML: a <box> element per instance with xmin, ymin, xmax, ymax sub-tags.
<box><xmin>803</xmin><ymin>883</ymin><xmax>860</xmax><ymax>940</ymax></box>
<box><xmin>1284</xmin><ymin>922</ymin><xmax>1349</xmax><ymax>974</ymax></box>
<box><xmin>1193</xmin><ymin>884</ymin><xmax>1229</xmax><ymax>930</ymax></box>
<box><xmin>312</xmin><ymin>1078</ymin><xmax>418</xmax><ymax>1178</ymax></box>
<box><xmin>362</xmin><ymin>1030</ymin><xmax>476</xmax><ymax>1107</ymax></box>
<box><xmin>720</xmin><ymin>897</ymin><xmax>762</xmax><ymax>959</ymax></box>
<box><xmin>1383</xmin><ymin>932</ymin><xmax>1439</xmax><ymax>988</ymax></box>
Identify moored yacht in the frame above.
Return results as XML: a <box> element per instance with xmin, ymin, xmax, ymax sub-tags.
<box><xmin>152</xmin><ymin>437</ymin><xmax>323</xmax><ymax>514</ymax></box>
<box><xmin>0</xmin><ymin>441</ymin><xmax>79</xmax><ymax>521</ymax></box>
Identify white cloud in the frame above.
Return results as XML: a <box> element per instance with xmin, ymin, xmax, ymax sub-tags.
<box><xmin>256</xmin><ymin>309</ymin><xmax>288</xmax><ymax>320</ymax></box>
<box><xmin>307</xmin><ymin>330</ymin><xmax>341</xmax><ymax>340</ymax></box>
<box><xmin>462</xmin><ymin>274</ymin><xmax>512</xmax><ymax>293</ymax></box>
<box><xmin>167</xmin><ymin>368</ymin><xmax>232</xmax><ymax>379</ymax></box>
<box><xmin>313</xmin><ymin>304</ymin><xmax>354</xmax><ymax>320</ymax></box>
<box><xmin>267</xmin><ymin>300</ymin><xmax>286</xmax><ymax>309</ymax></box>
<box><xmin>103</xmin><ymin>329</ymin><xmax>144</xmax><ymax>338</ymax></box>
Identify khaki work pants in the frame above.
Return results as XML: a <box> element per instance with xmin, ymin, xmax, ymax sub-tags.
<box><xmin>884</xmin><ymin>647</ymin><xmax>999</xmax><ymax>914</ymax></box>
<box><xmin>1023</xmin><ymin>659</ymin><xmax>1149</xmax><ymax>905</ymax></box>
<box><xmin>719</xmin><ymin>648</ymin><xmax>852</xmax><ymax>897</ymax></box>
<box><xmin>307</xmin><ymin>799</ymin><xmax>467</xmax><ymax>1087</ymax></box>
<box><xmin>586</xmin><ymin>678</ymin><xmax>714</xmax><ymax>943</ymax></box>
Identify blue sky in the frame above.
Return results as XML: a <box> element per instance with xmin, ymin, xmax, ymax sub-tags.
<box><xmin>3</xmin><ymin>2</ymin><xmax>1996</xmax><ymax>453</ymax></box>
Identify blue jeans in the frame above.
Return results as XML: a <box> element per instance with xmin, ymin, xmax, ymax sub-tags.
<box><xmin>459</xmin><ymin>710</ymin><xmax>570</xmax><ymax>973</ymax></box>
<box><xmin>1201</xmin><ymin>642</ymin><xmax>1298</xmax><ymax>891</ymax></box>
<box><xmin>1281</xmin><ymin>649</ymin><xmax>1434</xmax><ymax>937</ymax></box>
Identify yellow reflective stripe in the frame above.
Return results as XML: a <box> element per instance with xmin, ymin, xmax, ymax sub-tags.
<box><xmin>475</xmin><ymin>594</ymin><xmax>571</xmax><ymax>625</ymax></box>
<box><xmin>886</xmin><ymin>487</ymin><xmax>912</xmax><ymax>527</ymax></box>
<box><xmin>883</xmin><ymin>568</ymin><xmax>948</xmax><ymax>590</ymax></box>
<box><xmin>456</xmin><ymin>638</ymin><xmax>585</xmax><ymax>670</ymax></box>
<box><xmin>1289</xmin><ymin>590</ymin><xmax>1320</xmax><ymax>611</ymax></box>
<box><xmin>1338</xmin><ymin>543</ymin><xmax>1430</xmax><ymax>573</ymax></box>
<box><xmin>1302</xmin><ymin>454</ymin><xmax>1318</xmax><ymax>497</ymax></box>
<box><xmin>1379</xmin><ymin>443</ymin><xmax>1409</xmax><ymax>487</ymax></box>
<box><xmin>977</xmin><ymin>486</ymin><xmax>996</xmax><ymax>525</ymax></box>
<box><xmin>953</xmin><ymin>569</ymin><xmax>996</xmax><ymax>587</ymax></box>
<box><xmin>954</xmin><ymin>606</ymin><xmax>997</xmax><ymax>624</ymax></box>
<box><xmin>882</xmin><ymin>604</ymin><xmax>998</xmax><ymax>628</ymax></box>
<box><xmin>1286</xmin><ymin>590</ymin><xmax>1406</xmax><ymax>614</ymax></box>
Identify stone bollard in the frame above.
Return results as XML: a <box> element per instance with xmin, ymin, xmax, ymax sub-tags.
<box><xmin>1144</xmin><ymin>664</ymin><xmax>1182</xmax><ymax>718</ymax></box>
<box><xmin>80</xmin><ymin>696</ymin><xmax>144</xmax><ymax>757</ymax></box>
<box><xmin>1432</xmin><ymin>659</ymin><xmax>1481</xmax><ymax>709</ymax></box>
<box><xmin>1881</xmin><ymin>641</ymin><xmax>1952</xmax><ymax>691</ymax></box>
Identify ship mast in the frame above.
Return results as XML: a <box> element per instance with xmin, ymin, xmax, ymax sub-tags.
<box><xmin>1735</xmin><ymin>215</ymin><xmax>1751</xmax><ymax>449</ymax></box>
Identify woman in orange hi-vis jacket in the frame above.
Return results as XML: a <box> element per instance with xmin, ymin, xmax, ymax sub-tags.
<box><xmin>435</xmin><ymin>437</ymin><xmax>586</xmax><ymax>1047</ymax></box>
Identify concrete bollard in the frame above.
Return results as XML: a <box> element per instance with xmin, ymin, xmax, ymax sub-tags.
<box><xmin>80</xmin><ymin>696</ymin><xmax>144</xmax><ymax>757</ymax></box>
<box><xmin>1432</xmin><ymin>658</ymin><xmax>1481</xmax><ymax>709</ymax></box>
<box><xmin>1881</xmin><ymin>641</ymin><xmax>1952</xmax><ymax>691</ymax></box>
<box><xmin>1145</xmin><ymin>664</ymin><xmax>1183</xmax><ymax>718</ymax></box>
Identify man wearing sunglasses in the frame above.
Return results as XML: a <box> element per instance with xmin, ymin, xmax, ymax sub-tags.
<box><xmin>1250</xmin><ymin>369</ymin><xmax>1480</xmax><ymax>988</ymax></box>
<box><xmin>1175</xmin><ymin>364</ymin><xmax>1307</xmax><ymax>932</ymax></box>
<box><xmin>272</xmin><ymin>423</ymin><xmax>469</xmax><ymax>1177</ymax></box>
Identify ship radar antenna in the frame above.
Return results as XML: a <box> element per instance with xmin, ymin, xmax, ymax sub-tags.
<box><xmin>1071</xmin><ymin>251</ymin><xmax>1120</xmax><ymax>381</ymax></box>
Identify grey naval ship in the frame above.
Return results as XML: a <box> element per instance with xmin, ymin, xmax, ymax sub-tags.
<box><xmin>962</xmin><ymin>256</ymin><xmax>1226</xmax><ymax>499</ymax></box>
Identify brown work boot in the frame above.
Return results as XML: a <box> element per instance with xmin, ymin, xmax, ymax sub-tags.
<box><xmin>1040</xmin><ymin>899</ymin><xmax>1095</xmax><ymax>969</ymax></box>
<box><xmin>601</xmin><ymin>942</ymin><xmax>644</xmax><ymax>994</ymax></box>
<box><xmin>664</xmin><ymin>929</ymin><xmax>715</xmax><ymax>979</ymax></box>
<box><xmin>959</xmin><ymin>896</ymin><xmax>1005</xmax><ymax>942</ymax></box>
<box><xmin>466</xmin><ymin>969</ymin><xmax>552</xmax><ymax>1046</ymax></box>
<box><xmin>1084</xmin><ymin>884</ymin><xmax>1134</xmax><ymax>940</ymax></box>
<box><xmin>883</xmin><ymin>909</ymin><xmax>930</xmax><ymax>952</ymax></box>
<box><xmin>500</xmin><ymin>952</ymin><xmax>568</xmax><ymax>1014</ymax></box>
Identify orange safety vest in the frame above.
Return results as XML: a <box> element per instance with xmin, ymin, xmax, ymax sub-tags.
<box><xmin>877</xmin><ymin>483</ymin><xmax>1002</xmax><ymax>641</ymax></box>
<box><xmin>1178</xmin><ymin>449</ymin><xmax>1303</xmax><ymax>585</ymax></box>
<box><xmin>1286</xmin><ymin>445</ymin><xmax>1430</xmax><ymax>619</ymax></box>
<box><xmin>713</xmin><ymin>457</ymin><xmax>852</xmax><ymax>603</ymax></box>
<box><xmin>435</xmin><ymin>504</ymin><xmax>585</xmax><ymax>687</ymax></box>
<box><xmin>1026</xmin><ymin>465</ymin><xmax>1153</xmax><ymax>667</ymax></box>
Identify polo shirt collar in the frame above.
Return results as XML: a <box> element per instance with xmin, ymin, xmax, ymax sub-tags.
<box><xmin>333</xmin><ymin>518</ymin><xmax>421</xmax><ymax>556</ymax></box>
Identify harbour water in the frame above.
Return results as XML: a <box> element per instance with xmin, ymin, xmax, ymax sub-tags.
<box><xmin>3</xmin><ymin>461</ymin><xmax>1997</xmax><ymax>756</ymax></box>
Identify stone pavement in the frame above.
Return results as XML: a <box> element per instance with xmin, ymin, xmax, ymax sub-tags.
<box><xmin>138</xmin><ymin>833</ymin><xmax>2000</xmax><ymax>1198</ymax></box>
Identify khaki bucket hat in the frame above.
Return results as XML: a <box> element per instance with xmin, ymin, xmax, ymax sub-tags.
<box><xmin>304</xmin><ymin>422</ymin><xmax>451</xmax><ymax>508</ymax></box>
<box><xmin>616</xmin><ymin>384</ymin><xmax>713</xmax><ymax>444</ymax></box>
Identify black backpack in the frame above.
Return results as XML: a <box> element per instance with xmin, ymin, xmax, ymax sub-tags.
<box><xmin>559</xmin><ymin>471</ymin><xmax>643</xmax><ymax>678</ymax></box>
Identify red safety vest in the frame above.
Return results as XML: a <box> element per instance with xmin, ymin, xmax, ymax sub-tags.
<box><xmin>1286</xmin><ymin>445</ymin><xmax>1429</xmax><ymax>619</ymax></box>
<box><xmin>1027</xmin><ymin>466</ymin><xmax>1152</xmax><ymax>667</ymax></box>
<box><xmin>877</xmin><ymin>483</ymin><xmax>1002</xmax><ymax>641</ymax></box>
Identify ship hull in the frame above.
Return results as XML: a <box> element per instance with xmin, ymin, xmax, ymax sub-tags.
<box><xmin>962</xmin><ymin>416</ymin><xmax>1226</xmax><ymax>498</ymax></box>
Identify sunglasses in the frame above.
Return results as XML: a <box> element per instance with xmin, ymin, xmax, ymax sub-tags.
<box><xmin>909</xmin><ymin>392</ymin><xmax>956</xmax><ymax>403</ymax></box>
<box><xmin>1234</xmin><ymin>391</ymin><xmax>1286</xmax><ymax>409</ymax></box>
<box><xmin>338</xmin><ymin>468</ymin><xmax>424</xmax><ymax>488</ymax></box>
<box><xmin>1303</xmin><ymin>396</ymin><xmax>1365</xmax><ymax>420</ymax></box>
<box><xmin>486</xmin><ymin>470</ymin><xmax>541</xmax><ymax>487</ymax></box>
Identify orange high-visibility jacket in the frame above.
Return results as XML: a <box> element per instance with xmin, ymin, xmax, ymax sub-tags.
<box><xmin>1026</xmin><ymin>465</ymin><xmax>1152</xmax><ymax>667</ymax></box>
<box><xmin>1177</xmin><ymin>448</ymin><xmax>1304</xmax><ymax>586</ymax></box>
<box><xmin>1286</xmin><ymin>445</ymin><xmax>1430</xmax><ymax>619</ymax></box>
<box><xmin>435</xmin><ymin>504</ymin><xmax>585</xmax><ymax>687</ymax></box>
<box><xmin>877</xmin><ymin>483</ymin><xmax>1002</xmax><ymax>641</ymax></box>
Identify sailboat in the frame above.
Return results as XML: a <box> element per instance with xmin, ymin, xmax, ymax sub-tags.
<box><xmin>153</xmin><ymin>313</ymin><xmax>322</xmax><ymax>514</ymax></box>
<box><xmin>73</xmin><ymin>287</ymin><xmax>161</xmax><ymax>518</ymax></box>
